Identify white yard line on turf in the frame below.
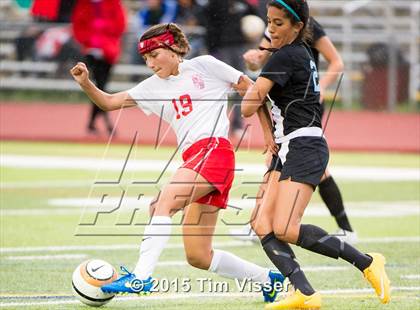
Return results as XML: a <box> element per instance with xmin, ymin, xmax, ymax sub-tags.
<box><xmin>1</xmin><ymin>237</ymin><xmax>419</xmax><ymax>254</ymax></box>
<box><xmin>0</xmin><ymin>241</ymin><xmax>247</xmax><ymax>254</ymax></box>
<box><xmin>4</xmin><ymin>254</ymin><xmax>87</xmax><ymax>261</ymax></box>
<box><xmin>0</xmin><ymin>253</ymin><xmax>348</xmax><ymax>273</ymax></box>
<box><xmin>45</xmin><ymin>198</ymin><xmax>420</xmax><ymax>218</ymax></box>
<box><xmin>2</xmin><ymin>154</ymin><xmax>419</xmax><ymax>181</ymax></box>
<box><xmin>322</xmin><ymin>287</ymin><xmax>420</xmax><ymax>294</ymax></box>
<box><xmin>0</xmin><ymin>180</ymin><xmax>93</xmax><ymax>189</ymax></box>
<box><xmin>153</xmin><ymin>262</ymin><xmax>347</xmax><ymax>272</ymax></box>
<box><xmin>401</xmin><ymin>275</ymin><xmax>420</xmax><ymax>280</ymax></box>
<box><xmin>1</xmin><ymin>287</ymin><xmax>419</xmax><ymax>307</ymax></box>
<box><xmin>2</xmin><ymin>200</ymin><xmax>419</xmax><ymax>217</ymax></box>
<box><xmin>1</xmin><ymin>209</ymin><xmax>83</xmax><ymax>216</ymax></box>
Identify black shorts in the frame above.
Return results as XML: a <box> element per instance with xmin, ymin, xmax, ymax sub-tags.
<box><xmin>267</xmin><ymin>136</ymin><xmax>329</xmax><ymax>189</ymax></box>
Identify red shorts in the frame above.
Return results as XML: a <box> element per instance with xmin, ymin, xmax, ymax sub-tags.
<box><xmin>181</xmin><ymin>137</ymin><xmax>235</xmax><ymax>209</ymax></box>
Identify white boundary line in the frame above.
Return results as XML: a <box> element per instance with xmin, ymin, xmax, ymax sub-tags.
<box><xmin>1</xmin><ymin>209</ymin><xmax>83</xmax><ymax>216</ymax></box>
<box><xmin>401</xmin><ymin>275</ymin><xmax>420</xmax><ymax>280</ymax></box>
<box><xmin>0</xmin><ymin>287</ymin><xmax>419</xmax><ymax>307</ymax></box>
<box><xmin>45</xmin><ymin>198</ymin><xmax>420</xmax><ymax>217</ymax></box>
<box><xmin>1</xmin><ymin>200</ymin><xmax>419</xmax><ymax>217</ymax></box>
<box><xmin>0</xmin><ymin>241</ymin><xmax>247</xmax><ymax>254</ymax></box>
<box><xmin>4</xmin><ymin>254</ymin><xmax>87</xmax><ymax>261</ymax></box>
<box><xmin>2</xmin><ymin>154</ymin><xmax>419</xmax><ymax>181</ymax></box>
<box><xmin>1</xmin><ymin>237</ymin><xmax>419</xmax><ymax>254</ymax></box>
<box><xmin>2</xmin><ymin>200</ymin><xmax>419</xmax><ymax>218</ymax></box>
<box><xmin>0</xmin><ymin>181</ymin><xmax>93</xmax><ymax>189</ymax></box>
<box><xmin>0</xmin><ymin>253</ymin><xmax>349</xmax><ymax>273</ymax></box>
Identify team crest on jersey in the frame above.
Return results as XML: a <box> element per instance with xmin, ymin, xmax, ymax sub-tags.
<box><xmin>192</xmin><ymin>74</ymin><xmax>205</xmax><ymax>89</ymax></box>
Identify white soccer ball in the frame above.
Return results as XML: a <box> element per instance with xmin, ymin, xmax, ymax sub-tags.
<box><xmin>241</xmin><ymin>15</ymin><xmax>266</xmax><ymax>42</ymax></box>
<box><xmin>72</xmin><ymin>259</ymin><xmax>118</xmax><ymax>307</ymax></box>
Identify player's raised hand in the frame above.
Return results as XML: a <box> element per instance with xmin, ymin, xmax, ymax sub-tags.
<box><xmin>243</xmin><ymin>49</ymin><xmax>264</xmax><ymax>71</ymax></box>
<box><xmin>70</xmin><ymin>62</ymin><xmax>89</xmax><ymax>85</ymax></box>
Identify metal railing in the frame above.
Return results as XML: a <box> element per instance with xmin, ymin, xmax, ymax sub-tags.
<box><xmin>0</xmin><ymin>0</ymin><xmax>419</xmax><ymax>109</ymax></box>
<box><xmin>312</xmin><ymin>0</ymin><xmax>419</xmax><ymax>109</ymax></box>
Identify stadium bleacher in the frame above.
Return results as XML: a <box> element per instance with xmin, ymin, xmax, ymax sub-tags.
<box><xmin>0</xmin><ymin>0</ymin><xmax>419</xmax><ymax>106</ymax></box>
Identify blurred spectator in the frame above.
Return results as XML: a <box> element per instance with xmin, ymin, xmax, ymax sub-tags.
<box><xmin>131</xmin><ymin>0</ymin><xmax>177</xmax><ymax>65</ymax></box>
<box><xmin>0</xmin><ymin>1</ymin><xmax>31</xmax><ymax>21</ymax></box>
<box><xmin>72</xmin><ymin>0</ymin><xmax>126</xmax><ymax>135</ymax></box>
<box><xmin>255</xmin><ymin>0</ymin><xmax>268</xmax><ymax>18</ymax></box>
<box><xmin>34</xmin><ymin>26</ymin><xmax>82</xmax><ymax>77</ymax></box>
<box><xmin>202</xmin><ymin>0</ymin><xmax>259</xmax><ymax>138</ymax></box>
<box><xmin>15</xmin><ymin>25</ymin><xmax>42</xmax><ymax>63</ymax></box>
<box><xmin>175</xmin><ymin>0</ymin><xmax>203</xmax><ymax>25</ymax></box>
<box><xmin>31</xmin><ymin>0</ymin><xmax>76</xmax><ymax>23</ymax></box>
<box><xmin>14</xmin><ymin>0</ymin><xmax>77</xmax><ymax>74</ymax></box>
<box><xmin>15</xmin><ymin>0</ymin><xmax>33</xmax><ymax>10</ymax></box>
<box><xmin>175</xmin><ymin>0</ymin><xmax>206</xmax><ymax>58</ymax></box>
<box><xmin>138</xmin><ymin>0</ymin><xmax>178</xmax><ymax>28</ymax></box>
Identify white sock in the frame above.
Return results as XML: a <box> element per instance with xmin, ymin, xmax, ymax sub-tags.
<box><xmin>208</xmin><ymin>249</ymin><xmax>270</xmax><ymax>283</ymax></box>
<box><xmin>133</xmin><ymin>216</ymin><xmax>172</xmax><ymax>279</ymax></box>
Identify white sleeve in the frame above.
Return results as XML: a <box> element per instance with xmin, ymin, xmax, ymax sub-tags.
<box><xmin>127</xmin><ymin>80</ymin><xmax>154</xmax><ymax>116</ymax></box>
<box><xmin>264</xmin><ymin>27</ymin><xmax>270</xmax><ymax>40</ymax></box>
<box><xmin>194</xmin><ymin>55</ymin><xmax>243</xmax><ymax>84</ymax></box>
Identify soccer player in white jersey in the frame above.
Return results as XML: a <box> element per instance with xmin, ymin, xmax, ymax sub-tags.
<box><xmin>70</xmin><ymin>23</ymin><xmax>284</xmax><ymax>302</ymax></box>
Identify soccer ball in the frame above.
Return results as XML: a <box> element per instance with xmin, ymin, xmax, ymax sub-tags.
<box><xmin>72</xmin><ymin>259</ymin><xmax>118</xmax><ymax>307</ymax></box>
<box><xmin>241</xmin><ymin>15</ymin><xmax>266</xmax><ymax>42</ymax></box>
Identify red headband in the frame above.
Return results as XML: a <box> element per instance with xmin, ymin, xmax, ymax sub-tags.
<box><xmin>138</xmin><ymin>31</ymin><xmax>175</xmax><ymax>55</ymax></box>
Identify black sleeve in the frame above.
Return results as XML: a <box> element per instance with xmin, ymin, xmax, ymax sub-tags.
<box><xmin>310</xmin><ymin>17</ymin><xmax>326</xmax><ymax>43</ymax></box>
<box><xmin>259</xmin><ymin>48</ymin><xmax>293</xmax><ymax>88</ymax></box>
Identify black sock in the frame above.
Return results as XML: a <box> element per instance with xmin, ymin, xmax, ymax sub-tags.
<box><xmin>319</xmin><ymin>176</ymin><xmax>353</xmax><ymax>232</ymax></box>
<box><xmin>261</xmin><ymin>232</ymin><xmax>315</xmax><ymax>296</ymax></box>
<box><xmin>297</xmin><ymin>224</ymin><xmax>372</xmax><ymax>272</ymax></box>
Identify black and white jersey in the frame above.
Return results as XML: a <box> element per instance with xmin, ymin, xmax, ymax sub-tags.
<box><xmin>260</xmin><ymin>39</ymin><xmax>322</xmax><ymax>141</ymax></box>
<box><xmin>264</xmin><ymin>17</ymin><xmax>326</xmax><ymax>67</ymax></box>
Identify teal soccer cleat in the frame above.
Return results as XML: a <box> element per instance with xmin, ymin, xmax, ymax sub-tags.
<box><xmin>101</xmin><ymin>266</ymin><xmax>154</xmax><ymax>295</ymax></box>
<box><xmin>263</xmin><ymin>270</ymin><xmax>285</xmax><ymax>303</ymax></box>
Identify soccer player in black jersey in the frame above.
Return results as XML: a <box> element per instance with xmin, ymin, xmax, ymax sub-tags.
<box><xmin>231</xmin><ymin>13</ymin><xmax>358</xmax><ymax>245</ymax></box>
<box><xmin>241</xmin><ymin>1</ymin><xmax>390</xmax><ymax>308</ymax></box>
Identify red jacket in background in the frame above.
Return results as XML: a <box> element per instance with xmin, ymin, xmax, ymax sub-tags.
<box><xmin>71</xmin><ymin>0</ymin><xmax>126</xmax><ymax>64</ymax></box>
<box><xmin>31</xmin><ymin>0</ymin><xmax>61</xmax><ymax>21</ymax></box>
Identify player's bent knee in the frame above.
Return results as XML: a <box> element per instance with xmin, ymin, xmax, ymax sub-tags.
<box><xmin>251</xmin><ymin>217</ymin><xmax>273</xmax><ymax>238</ymax></box>
<box><xmin>153</xmin><ymin>200</ymin><xmax>186</xmax><ymax>216</ymax></box>
<box><xmin>273</xmin><ymin>223</ymin><xmax>300</xmax><ymax>244</ymax></box>
<box><xmin>185</xmin><ymin>251</ymin><xmax>211</xmax><ymax>270</ymax></box>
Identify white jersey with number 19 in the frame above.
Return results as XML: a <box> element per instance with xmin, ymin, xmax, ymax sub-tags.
<box><xmin>127</xmin><ymin>55</ymin><xmax>243</xmax><ymax>151</ymax></box>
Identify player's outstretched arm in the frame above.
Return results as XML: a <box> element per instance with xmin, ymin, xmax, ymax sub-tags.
<box><xmin>70</xmin><ymin>62</ymin><xmax>136</xmax><ymax>111</ymax></box>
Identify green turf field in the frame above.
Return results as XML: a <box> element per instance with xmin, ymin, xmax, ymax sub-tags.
<box><xmin>1</xmin><ymin>141</ymin><xmax>419</xmax><ymax>309</ymax></box>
